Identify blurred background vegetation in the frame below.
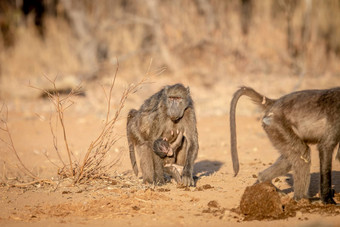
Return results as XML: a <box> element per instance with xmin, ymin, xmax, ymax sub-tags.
<box><xmin>0</xmin><ymin>0</ymin><xmax>339</xmax><ymax>100</ymax></box>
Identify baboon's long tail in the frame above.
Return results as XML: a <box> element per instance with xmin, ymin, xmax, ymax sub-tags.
<box><xmin>230</xmin><ymin>87</ymin><xmax>274</xmax><ymax>177</ymax></box>
<box><xmin>127</xmin><ymin>109</ymin><xmax>139</xmax><ymax>176</ymax></box>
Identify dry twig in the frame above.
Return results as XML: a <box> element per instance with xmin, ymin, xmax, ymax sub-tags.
<box><xmin>2</xmin><ymin>61</ymin><xmax>149</xmax><ymax>187</ymax></box>
<box><xmin>74</xmin><ymin>62</ymin><xmax>147</xmax><ymax>184</ymax></box>
<box><xmin>29</xmin><ymin>76</ymin><xmax>82</xmax><ymax>178</ymax></box>
<box><xmin>0</xmin><ymin>104</ymin><xmax>55</xmax><ymax>186</ymax></box>
<box><xmin>0</xmin><ymin>104</ymin><xmax>38</xmax><ymax>180</ymax></box>
<box><xmin>28</xmin><ymin>62</ymin><xmax>148</xmax><ymax>185</ymax></box>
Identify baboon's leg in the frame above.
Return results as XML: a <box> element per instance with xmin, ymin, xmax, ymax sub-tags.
<box><xmin>139</xmin><ymin>144</ymin><xmax>155</xmax><ymax>184</ymax></box>
<box><xmin>176</xmin><ymin>139</ymin><xmax>194</xmax><ymax>186</ymax></box>
<box><xmin>336</xmin><ymin>143</ymin><xmax>340</xmax><ymax>161</ymax></box>
<box><xmin>181</xmin><ymin>141</ymin><xmax>197</xmax><ymax>186</ymax></box>
<box><xmin>153</xmin><ymin>152</ymin><xmax>165</xmax><ymax>184</ymax></box>
<box><xmin>170</xmin><ymin>131</ymin><xmax>184</xmax><ymax>151</ymax></box>
<box><xmin>262</xmin><ymin>116</ymin><xmax>311</xmax><ymax>200</ymax></box>
<box><xmin>318</xmin><ymin>139</ymin><xmax>337</xmax><ymax>204</ymax></box>
<box><xmin>291</xmin><ymin>148</ymin><xmax>311</xmax><ymax>199</ymax></box>
<box><xmin>176</xmin><ymin>139</ymin><xmax>187</xmax><ymax>165</ymax></box>
<box><xmin>258</xmin><ymin>155</ymin><xmax>292</xmax><ymax>181</ymax></box>
<box><xmin>164</xmin><ymin>166</ymin><xmax>182</xmax><ymax>183</ymax></box>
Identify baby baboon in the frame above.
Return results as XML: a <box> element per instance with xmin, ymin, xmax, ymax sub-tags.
<box><xmin>230</xmin><ymin>86</ymin><xmax>340</xmax><ymax>204</ymax></box>
<box><xmin>153</xmin><ymin>138</ymin><xmax>174</xmax><ymax>158</ymax></box>
<box><xmin>153</xmin><ymin>130</ymin><xmax>183</xmax><ymax>158</ymax></box>
<box><xmin>127</xmin><ymin>84</ymin><xmax>198</xmax><ymax>186</ymax></box>
<box><xmin>153</xmin><ymin>130</ymin><xmax>184</xmax><ymax>183</ymax></box>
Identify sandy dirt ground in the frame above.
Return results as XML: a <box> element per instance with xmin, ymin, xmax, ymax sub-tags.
<box><xmin>1</xmin><ymin>74</ymin><xmax>340</xmax><ymax>227</ymax></box>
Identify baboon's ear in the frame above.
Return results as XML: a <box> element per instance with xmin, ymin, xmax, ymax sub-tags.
<box><xmin>186</xmin><ymin>87</ymin><xmax>190</xmax><ymax>95</ymax></box>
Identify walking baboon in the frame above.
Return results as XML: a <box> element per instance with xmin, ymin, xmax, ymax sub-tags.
<box><xmin>153</xmin><ymin>130</ymin><xmax>184</xmax><ymax>183</ymax></box>
<box><xmin>230</xmin><ymin>86</ymin><xmax>340</xmax><ymax>204</ymax></box>
<box><xmin>127</xmin><ymin>83</ymin><xmax>198</xmax><ymax>186</ymax></box>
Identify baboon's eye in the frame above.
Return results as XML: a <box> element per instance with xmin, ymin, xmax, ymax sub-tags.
<box><xmin>169</xmin><ymin>96</ymin><xmax>182</xmax><ymax>101</ymax></box>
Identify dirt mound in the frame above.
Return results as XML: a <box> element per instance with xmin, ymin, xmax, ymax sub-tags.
<box><xmin>236</xmin><ymin>182</ymin><xmax>340</xmax><ymax>221</ymax></box>
<box><xmin>239</xmin><ymin>182</ymin><xmax>286</xmax><ymax>220</ymax></box>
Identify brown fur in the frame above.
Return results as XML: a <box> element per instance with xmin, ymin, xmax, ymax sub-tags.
<box><xmin>153</xmin><ymin>131</ymin><xmax>184</xmax><ymax>183</ymax></box>
<box><xmin>127</xmin><ymin>84</ymin><xmax>198</xmax><ymax>186</ymax></box>
<box><xmin>230</xmin><ymin>86</ymin><xmax>340</xmax><ymax>204</ymax></box>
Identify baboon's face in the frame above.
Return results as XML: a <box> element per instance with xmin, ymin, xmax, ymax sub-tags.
<box><xmin>165</xmin><ymin>85</ymin><xmax>189</xmax><ymax>122</ymax></box>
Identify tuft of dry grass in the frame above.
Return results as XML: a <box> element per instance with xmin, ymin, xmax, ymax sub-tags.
<box><xmin>1</xmin><ymin>63</ymin><xmax>147</xmax><ymax>187</ymax></box>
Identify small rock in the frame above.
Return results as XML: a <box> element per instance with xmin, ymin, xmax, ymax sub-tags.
<box><xmin>208</xmin><ymin>200</ymin><xmax>219</xmax><ymax>208</ymax></box>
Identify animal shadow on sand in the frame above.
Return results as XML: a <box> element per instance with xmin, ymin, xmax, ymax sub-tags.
<box><xmin>193</xmin><ymin>160</ymin><xmax>224</xmax><ymax>184</ymax></box>
<box><xmin>282</xmin><ymin>171</ymin><xmax>340</xmax><ymax>197</ymax></box>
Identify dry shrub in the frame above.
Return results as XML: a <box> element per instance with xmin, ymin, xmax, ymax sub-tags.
<box><xmin>33</xmin><ymin>65</ymin><xmax>146</xmax><ymax>185</ymax></box>
<box><xmin>0</xmin><ymin>63</ymin><xmax>146</xmax><ymax>186</ymax></box>
<box><xmin>0</xmin><ymin>104</ymin><xmax>54</xmax><ymax>186</ymax></box>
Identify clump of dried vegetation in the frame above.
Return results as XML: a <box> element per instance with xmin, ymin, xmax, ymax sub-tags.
<box><xmin>0</xmin><ymin>64</ymin><xmax>146</xmax><ymax>187</ymax></box>
<box><xmin>0</xmin><ymin>104</ymin><xmax>55</xmax><ymax>187</ymax></box>
<box><xmin>1</xmin><ymin>0</ymin><xmax>340</xmax><ymax>89</ymax></box>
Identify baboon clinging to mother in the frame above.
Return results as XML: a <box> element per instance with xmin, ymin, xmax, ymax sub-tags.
<box><xmin>230</xmin><ymin>86</ymin><xmax>340</xmax><ymax>204</ymax></box>
<box><xmin>153</xmin><ymin>130</ymin><xmax>185</xmax><ymax>183</ymax></box>
<box><xmin>127</xmin><ymin>84</ymin><xmax>198</xmax><ymax>186</ymax></box>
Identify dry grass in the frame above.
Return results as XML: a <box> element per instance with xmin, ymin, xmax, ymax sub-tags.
<box><xmin>0</xmin><ymin>63</ymin><xmax>147</xmax><ymax>187</ymax></box>
<box><xmin>1</xmin><ymin>1</ymin><xmax>340</xmax><ymax>100</ymax></box>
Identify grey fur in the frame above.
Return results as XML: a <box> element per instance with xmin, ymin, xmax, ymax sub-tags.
<box><xmin>127</xmin><ymin>84</ymin><xmax>199</xmax><ymax>186</ymax></box>
<box><xmin>230</xmin><ymin>86</ymin><xmax>340</xmax><ymax>204</ymax></box>
<box><xmin>153</xmin><ymin>131</ymin><xmax>184</xmax><ymax>183</ymax></box>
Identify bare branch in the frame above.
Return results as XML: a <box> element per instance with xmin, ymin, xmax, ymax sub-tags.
<box><xmin>0</xmin><ymin>104</ymin><xmax>39</xmax><ymax>180</ymax></box>
<box><xmin>74</xmin><ymin>62</ymin><xmax>147</xmax><ymax>184</ymax></box>
<box><xmin>49</xmin><ymin>115</ymin><xmax>65</xmax><ymax>166</ymax></box>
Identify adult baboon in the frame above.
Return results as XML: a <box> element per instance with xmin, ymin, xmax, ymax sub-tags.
<box><xmin>153</xmin><ymin>130</ymin><xmax>184</xmax><ymax>183</ymax></box>
<box><xmin>230</xmin><ymin>86</ymin><xmax>340</xmax><ymax>204</ymax></box>
<box><xmin>127</xmin><ymin>84</ymin><xmax>198</xmax><ymax>186</ymax></box>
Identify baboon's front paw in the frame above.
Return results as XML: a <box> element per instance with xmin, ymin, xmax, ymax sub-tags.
<box><xmin>181</xmin><ymin>172</ymin><xmax>194</xmax><ymax>187</ymax></box>
<box><xmin>331</xmin><ymin>188</ymin><xmax>335</xmax><ymax>197</ymax></box>
<box><xmin>155</xmin><ymin>176</ymin><xmax>165</xmax><ymax>185</ymax></box>
<box><xmin>321</xmin><ymin>196</ymin><xmax>336</xmax><ymax>205</ymax></box>
<box><xmin>155</xmin><ymin>180</ymin><xmax>165</xmax><ymax>186</ymax></box>
<box><xmin>293</xmin><ymin>194</ymin><xmax>308</xmax><ymax>201</ymax></box>
<box><xmin>181</xmin><ymin>176</ymin><xmax>193</xmax><ymax>187</ymax></box>
<box><xmin>142</xmin><ymin>178</ymin><xmax>154</xmax><ymax>185</ymax></box>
